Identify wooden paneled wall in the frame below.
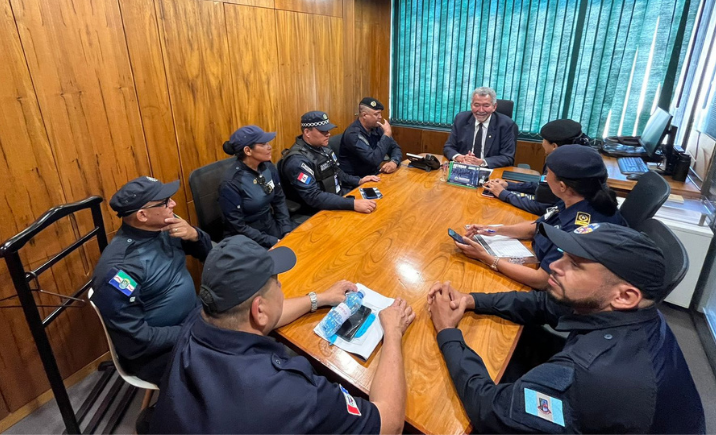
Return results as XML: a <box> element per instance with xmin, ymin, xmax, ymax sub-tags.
<box><xmin>0</xmin><ymin>0</ymin><xmax>390</xmax><ymax>420</ymax></box>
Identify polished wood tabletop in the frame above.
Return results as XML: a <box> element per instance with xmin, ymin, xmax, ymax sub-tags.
<box><xmin>274</xmin><ymin>163</ymin><xmax>537</xmax><ymax>434</ymax></box>
<box><xmin>603</xmin><ymin>155</ymin><xmax>701</xmax><ymax>199</ymax></box>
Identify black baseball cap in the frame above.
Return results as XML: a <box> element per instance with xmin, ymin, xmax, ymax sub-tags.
<box><xmin>360</xmin><ymin>97</ymin><xmax>384</xmax><ymax>110</ymax></box>
<box><xmin>301</xmin><ymin>111</ymin><xmax>337</xmax><ymax>132</ymax></box>
<box><xmin>539</xmin><ymin>222</ymin><xmax>666</xmax><ymax>300</ymax></box>
<box><xmin>546</xmin><ymin>144</ymin><xmax>607</xmax><ymax>179</ymax></box>
<box><xmin>540</xmin><ymin>119</ymin><xmax>582</xmax><ymax>144</ymax></box>
<box><xmin>110</xmin><ymin>176</ymin><xmax>180</xmax><ymax>218</ymax></box>
<box><xmin>199</xmin><ymin>235</ymin><xmax>297</xmax><ymax>314</ymax></box>
<box><xmin>224</xmin><ymin>125</ymin><xmax>276</xmax><ymax>155</ymax></box>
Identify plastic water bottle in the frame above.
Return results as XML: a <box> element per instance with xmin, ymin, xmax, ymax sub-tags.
<box><xmin>319</xmin><ymin>290</ymin><xmax>365</xmax><ymax>337</ymax></box>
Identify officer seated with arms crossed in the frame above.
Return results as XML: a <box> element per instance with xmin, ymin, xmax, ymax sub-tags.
<box><xmin>338</xmin><ymin>97</ymin><xmax>402</xmax><ymax>177</ymax></box>
<box><xmin>150</xmin><ymin>236</ymin><xmax>415</xmax><ymax>434</ymax></box>
<box><xmin>219</xmin><ymin>125</ymin><xmax>296</xmax><ymax>248</ymax></box>
<box><xmin>280</xmin><ymin>111</ymin><xmax>380</xmax><ymax>214</ymax></box>
<box><xmin>484</xmin><ymin>119</ymin><xmax>590</xmax><ymax>215</ymax></box>
<box><xmin>456</xmin><ymin>145</ymin><xmax>626</xmax><ymax>290</ymax></box>
<box><xmin>91</xmin><ymin>177</ymin><xmax>212</xmax><ymax>384</ymax></box>
<box><xmin>427</xmin><ymin>223</ymin><xmax>705</xmax><ymax>433</ymax></box>
<box><xmin>443</xmin><ymin>86</ymin><xmax>517</xmax><ymax>168</ymax></box>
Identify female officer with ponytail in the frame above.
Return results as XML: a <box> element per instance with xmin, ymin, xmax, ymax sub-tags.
<box><xmin>219</xmin><ymin>126</ymin><xmax>296</xmax><ymax>248</ymax></box>
<box><xmin>455</xmin><ymin>145</ymin><xmax>626</xmax><ymax>290</ymax></box>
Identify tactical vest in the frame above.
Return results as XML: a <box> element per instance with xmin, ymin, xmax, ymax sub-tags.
<box><xmin>281</xmin><ymin>139</ymin><xmax>340</xmax><ymax>194</ymax></box>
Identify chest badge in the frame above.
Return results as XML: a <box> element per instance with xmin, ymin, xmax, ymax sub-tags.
<box><xmin>575</xmin><ymin>212</ymin><xmax>591</xmax><ymax>226</ymax></box>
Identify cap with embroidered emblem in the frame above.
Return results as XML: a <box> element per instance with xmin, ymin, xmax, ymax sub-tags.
<box><xmin>110</xmin><ymin>176</ymin><xmax>180</xmax><ymax>218</ymax></box>
<box><xmin>538</xmin><ymin>222</ymin><xmax>666</xmax><ymax>300</ymax></box>
<box><xmin>224</xmin><ymin>125</ymin><xmax>276</xmax><ymax>155</ymax></box>
<box><xmin>359</xmin><ymin>97</ymin><xmax>384</xmax><ymax>110</ymax></box>
<box><xmin>546</xmin><ymin>144</ymin><xmax>607</xmax><ymax>179</ymax></box>
<box><xmin>301</xmin><ymin>111</ymin><xmax>337</xmax><ymax>132</ymax></box>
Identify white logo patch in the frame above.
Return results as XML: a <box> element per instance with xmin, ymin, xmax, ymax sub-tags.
<box><xmin>300</xmin><ymin>163</ymin><xmax>315</xmax><ymax>176</ymax></box>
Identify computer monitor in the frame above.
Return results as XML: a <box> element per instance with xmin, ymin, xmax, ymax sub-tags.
<box><xmin>639</xmin><ymin>107</ymin><xmax>673</xmax><ymax>158</ymax></box>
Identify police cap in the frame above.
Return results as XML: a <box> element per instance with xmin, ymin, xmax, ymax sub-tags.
<box><xmin>199</xmin><ymin>235</ymin><xmax>297</xmax><ymax>314</ymax></box>
<box><xmin>539</xmin><ymin>222</ymin><xmax>666</xmax><ymax>300</ymax></box>
<box><xmin>540</xmin><ymin>119</ymin><xmax>582</xmax><ymax>144</ymax></box>
<box><xmin>301</xmin><ymin>111</ymin><xmax>337</xmax><ymax>132</ymax></box>
<box><xmin>545</xmin><ymin>144</ymin><xmax>607</xmax><ymax>179</ymax></box>
<box><xmin>359</xmin><ymin>97</ymin><xmax>384</xmax><ymax>110</ymax></box>
<box><xmin>110</xmin><ymin>176</ymin><xmax>180</xmax><ymax>218</ymax></box>
<box><xmin>224</xmin><ymin>125</ymin><xmax>276</xmax><ymax>155</ymax></box>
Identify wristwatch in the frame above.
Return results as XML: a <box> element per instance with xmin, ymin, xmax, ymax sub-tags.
<box><xmin>490</xmin><ymin>257</ymin><xmax>501</xmax><ymax>271</ymax></box>
<box><xmin>308</xmin><ymin>292</ymin><xmax>318</xmax><ymax>312</ymax></box>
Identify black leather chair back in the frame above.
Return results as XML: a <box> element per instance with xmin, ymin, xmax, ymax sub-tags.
<box><xmin>634</xmin><ymin>218</ymin><xmax>689</xmax><ymax>301</ymax></box>
<box><xmin>496</xmin><ymin>99</ymin><xmax>514</xmax><ymax>118</ymax></box>
<box><xmin>188</xmin><ymin>157</ymin><xmax>235</xmax><ymax>242</ymax></box>
<box><xmin>620</xmin><ymin>171</ymin><xmax>670</xmax><ymax>228</ymax></box>
<box><xmin>329</xmin><ymin>133</ymin><xmax>343</xmax><ymax>155</ymax></box>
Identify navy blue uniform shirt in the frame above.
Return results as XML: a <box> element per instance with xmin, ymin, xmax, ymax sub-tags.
<box><xmin>438</xmin><ymin>290</ymin><xmax>705</xmax><ymax>433</ymax></box>
<box><xmin>498</xmin><ymin>166</ymin><xmax>558</xmax><ymax>216</ymax></box>
<box><xmin>533</xmin><ymin>200</ymin><xmax>626</xmax><ymax>273</ymax></box>
<box><xmin>219</xmin><ymin>159</ymin><xmax>294</xmax><ymax>248</ymax></box>
<box><xmin>90</xmin><ymin>223</ymin><xmax>212</xmax><ymax>384</ymax></box>
<box><xmin>338</xmin><ymin>118</ymin><xmax>402</xmax><ymax>177</ymax></box>
<box><xmin>151</xmin><ymin>313</ymin><xmax>381</xmax><ymax>434</ymax></box>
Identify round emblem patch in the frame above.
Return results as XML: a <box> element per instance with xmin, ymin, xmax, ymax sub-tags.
<box><xmin>370</xmin><ymin>100</ymin><xmax>376</xmax><ymax>107</ymax></box>
<box><xmin>322</xmin><ymin>113</ymin><xmax>328</xmax><ymax>119</ymax></box>
<box><xmin>574</xmin><ymin>223</ymin><xmax>600</xmax><ymax>234</ymax></box>
<box><xmin>119</xmin><ymin>279</ymin><xmax>130</xmax><ymax>289</ymax></box>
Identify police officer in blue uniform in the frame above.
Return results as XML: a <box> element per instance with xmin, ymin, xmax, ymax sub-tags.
<box><xmin>278</xmin><ymin>111</ymin><xmax>380</xmax><ymax>215</ymax></box>
<box><xmin>150</xmin><ymin>236</ymin><xmax>415</xmax><ymax>434</ymax></box>
<box><xmin>484</xmin><ymin>119</ymin><xmax>590</xmax><ymax>215</ymax></box>
<box><xmin>90</xmin><ymin>177</ymin><xmax>212</xmax><ymax>384</ymax></box>
<box><xmin>338</xmin><ymin>97</ymin><xmax>403</xmax><ymax>177</ymax></box>
<box><xmin>219</xmin><ymin>125</ymin><xmax>295</xmax><ymax>248</ymax></box>
<box><xmin>456</xmin><ymin>145</ymin><xmax>626</xmax><ymax>290</ymax></box>
<box><xmin>427</xmin><ymin>223</ymin><xmax>705</xmax><ymax>433</ymax></box>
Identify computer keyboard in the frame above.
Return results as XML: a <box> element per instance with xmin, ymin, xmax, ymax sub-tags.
<box><xmin>617</xmin><ymin>157</ymin><xmax>649</xmax><ymax>174</ymax></box>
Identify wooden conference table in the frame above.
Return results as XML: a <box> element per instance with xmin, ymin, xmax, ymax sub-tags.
<box><xmin>274</xmin><ymin>162</ymin><xmax>537</xmax><ymax>434</ymax></box>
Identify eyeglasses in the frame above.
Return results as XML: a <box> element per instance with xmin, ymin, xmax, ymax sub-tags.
<box><xmin>255</xmin><ymin>174</ymin><xmax>274</xmax><ymax>195</ymax></box>
<box><xmin>141</xmin><ymin>197</ymin><xmax>171</xmax><ymax>210</ymax></box>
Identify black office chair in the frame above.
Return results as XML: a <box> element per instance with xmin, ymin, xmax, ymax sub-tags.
<box><xmin>329</xmin><ymin>133</ymin><xmax>342</xmax><ymax>155</ymax></box>
<box><xmin>619</xmin><ymin>171</ymin><xmax>671</xmax><ymax>228</ymax></box>
<box><xmin>188</xmin><ymin>157</ymin><xmax>236</xmax><ymax>242</ymax></box>
<box><xmin>496</xmin><ymin>99</ymin><xmax>514</xmax><ymax>118</ymax></box>
<box><xmin>635</xmin><ymin>218</ymin><xmax>689</xmax><ymax>301</ymax></box>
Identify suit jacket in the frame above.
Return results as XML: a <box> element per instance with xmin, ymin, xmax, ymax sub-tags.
<box><xmin>443</xmin><ymin>111</ymin><xmax>517</xmax><ymax>168</ymax></box>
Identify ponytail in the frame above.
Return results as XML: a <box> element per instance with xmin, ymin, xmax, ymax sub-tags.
<box><xmin>558</xmin><ymin>176</ymin><xmax>618</xmax><ymax>216</ymax></box>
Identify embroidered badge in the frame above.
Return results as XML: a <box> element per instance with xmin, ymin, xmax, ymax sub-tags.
<box><xmin>320</xmin><ymin>162</ymin><xmax>332</xmax><ymax>172</ymax></box>
<box><xmin>300</xmin><ymin>163</ymin><xmax>315</xmax><ymax>176</ymax></box>
<box><xmin>574</xmin><ymin>223</ymin><xmax>600</xmax><ymax>234</ymax></box>
<box><xmin>524</xmin><ymin>388</ymin><xmax>565</xmax><ymax>427</ymax></box>
<box><xmin>297</xmin><ymin>172</ymin><xmax>312</xmax><ymax>184</ymax></box>
<box><xmin>575</xmin><ymin>212</ymin><xmax>591</xmax><ymax>226</ymax></box>
<box><xmin>340</xmin><ymin>385</ymin><xmax>361</xmax><ymax>416</ymax></box>
<box><xmin>370</xmin><ymin>100</ymin><xmax>376</xmax><ymax>107</ymax></box>
<box><xmin>323</xmin><ymin>113</ymin><xmax>328</xmax><ymax>119</ymax></box>
<box><xmin>109</xmin><ymin>270</ymin><xmax>137</xmax><ymax>297</ymax></box>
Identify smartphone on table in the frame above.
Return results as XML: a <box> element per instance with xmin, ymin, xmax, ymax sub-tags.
<box><xmin>448</xmin><ymin>228</ymin><xmax>465</xmax><ymax>244</ymax></box>
<box><xmin>360</xmin><ymin>187</ymin><xmax>382</xmax><ymax>199</ymax></box>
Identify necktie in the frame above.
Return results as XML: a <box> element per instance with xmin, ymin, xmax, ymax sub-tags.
<box><xmin>472</xmin><ymin>123</ymin><xmax>484</xmax><ymax>157</ymax></box>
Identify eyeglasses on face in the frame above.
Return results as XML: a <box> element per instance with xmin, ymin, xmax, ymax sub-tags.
<box><xmin>139</xmin><ymin>197</ymin><xmax>171</xmax><ymax>211</ymax></box>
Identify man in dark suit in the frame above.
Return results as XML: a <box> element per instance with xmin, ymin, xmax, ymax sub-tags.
<box><xmin>443</xmin><ymin>87</ymin><xmax>517</xmax><ymax>168</ymax></box>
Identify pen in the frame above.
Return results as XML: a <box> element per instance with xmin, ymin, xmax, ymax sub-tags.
<box><xmin>484</xmin><ymin>229</ymin><xmax>496</xmax><ymax>233</ymax></box>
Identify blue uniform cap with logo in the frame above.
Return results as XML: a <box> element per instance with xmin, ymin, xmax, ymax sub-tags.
<box><xmin>301</xmin><ymin>111</ymin><xmax>337</xmax><ymax>132</ymax></box>
<box><xmin>539</xmin><ymin>222</ymin><xmax>666</xmax><ymax>300</ymax></box>
<box><xmin>224</xmin><ymin>125</ymin><xmax>276</xmax><ymax>156</ymax></box>
<box><xmin>545</xmin><ymin>144</ymin><xmax>606</xmax><ymax>179</ymax></box>
<box><xmin>199</xmin><ymin>235</ymin><xmax>297</xmax><ymax>314</ymax></box>
<box><xmin>359</xmin><ymin>97</ymin><xmax>384</xmax><ymax>111</ymax></box>
<box><xmin>109</xmin><ymin>176</ymin><xmax>180</xmax><ymax>218</ymax></box>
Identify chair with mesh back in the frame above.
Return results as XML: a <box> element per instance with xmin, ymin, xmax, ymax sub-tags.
<box><xmin>188</xmin><ymin>157</ymin><xmax>236</xmax><ymax>242</ymax></box>
<box><xmin>634</xmin><ymin>218</ymin><xmax>689</xmax><ymax>301</ymax></box>
<box><xmin>496</xmin><ymin>99</ymin><xmax>514</xmax><ymax>118</ymax></box>
<box><xmin>620</xmin><ymin>171</ymin><xmax>671</xmax><ymax>228</ymax></box>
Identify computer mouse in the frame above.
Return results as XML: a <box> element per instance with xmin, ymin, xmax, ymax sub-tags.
<box><xmin>626</xmin><ymin>173</ymin><xmax>643</xmax><ymax>181</ymax></box>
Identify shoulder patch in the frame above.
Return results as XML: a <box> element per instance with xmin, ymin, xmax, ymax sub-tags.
<box><xmin>300</xmin><ymin>163</ymin><xmax>315</xmax><ymax>176</ymax></box>
<box><xmin>108</xmin><ymin>270</ymin><xmax>137</xmax><ymax>296</ymax></box>
<box><xmin>297</xmin><ymin>172</ymin><xmax>313</xmax><ymax>184</ymax></box>
<box><xmin>575</xmin><ymin>212</ymin><xmax>591</xmax><ymax>226</ymax></box>
<box><xmin>524</xmin><ymin>388</ymin><xmax>565</xmax><ymax>427</ymax></box>
<box><xmin>339</xmin><ymin>385</ymin><xmax>361</xmax><ymax>416</ymax></box>
<box><xmin>574</xmin><ymin>222</ymin><xmax>599</xmax><ymax>234</ymax></box>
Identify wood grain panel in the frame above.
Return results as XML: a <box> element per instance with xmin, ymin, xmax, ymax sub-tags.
<box><xmin>225</xmin><ymin>4</ymin><xmax>283</xmax><ymax>162</ymax></box>
<box><xmin>391</xmin><ymin>126</ymin><xmax>422</xmax><ymax>155</ymax></box>
<box><xmin>275</xmin><ymin>166</ymin><xmax>535</xmax><ymax>434</ymax></box>
<box><xmin>156</xmin><ymin>0</ymin><xmax>235</xmax><ymax>200</ymax></box>
<box><xmin>354</xmin><ymin>0</ymin><xmax>390</xmax><ymax>115</ymax></box>
<box><xmin>221</xmin><ymin>0</ymin><xmax>274</xmax><ymax>8</ymax></box>
<box><xmin>275</xmin><ymin>0</ymin><xmax>341</xmax><ymax>18</ymax></box>
<box><xmin>11</xmin><ymin>0</ymin><xmax>151</xmax><ymax>234</ymax></box>
<box><xmin>119</xmin><ymin>0</ymin><xmax>190</xmax><ymax>219</ymax></box>
<box><xmin>515</xmin><ymin>139</ymin><xmax>546</xmax><ymax>171</ymax></box>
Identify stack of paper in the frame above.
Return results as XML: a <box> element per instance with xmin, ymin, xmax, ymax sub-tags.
<box><xmin>313</xmin><ymin>283</ymin><xmax>393</xmax><ymax>360</ymax></box>
<box><xmin>473</xmin><ymin>234</ymin><xmax>538</xmax><ymax>264</ymax></box>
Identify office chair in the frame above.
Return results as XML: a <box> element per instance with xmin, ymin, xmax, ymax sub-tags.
<box><xmin>188</xmin><ymin>157</ymin><xmax>236</xmax><ymax>242</ymax></box>
<box><xmin>329</xmin><ymin>133</ymin><xmax>342</xmax><ymax>155</ymax></box>
<box><xmin>88</xmin><ymin>288</ymin><xmax>159</xmax><ymax>409</ymax></box>
<box><xmin>619</xmin><ymin>171</ymin><xmax>671</xmax><ymax>228</ymax></box>
<box><xmin>635</xmin><ymin>218</ymin><xmax>689</xmax><ymax>301</ymax></box>
<box><xmin>496</xmin><ymin>99</ymin><xmax>514</xmax><ymax>119</ymax></box>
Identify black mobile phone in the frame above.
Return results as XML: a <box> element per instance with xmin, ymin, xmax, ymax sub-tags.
<box><xmin>448</xmin><ymin>228</ymin><xmax>465</xmax><ymax>243</ymax></box>
<box><xmin>336</xmin><ymin>305</ymin><xmax>372</xmax><ymax>341</ymax></box>
<box><xmin>481</xmin><ymin>188</ymin><xmax>495</xmax><ymax>198</ymax></box>
<box><xmin>360</xmin><ymin>187</ymin><xmax>381</xmax><ymax>199</ymax></box>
